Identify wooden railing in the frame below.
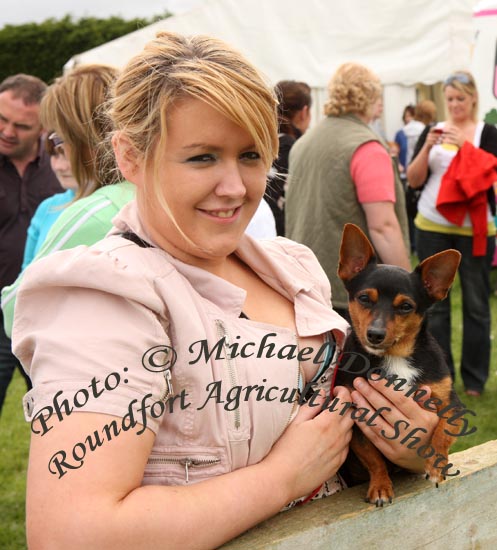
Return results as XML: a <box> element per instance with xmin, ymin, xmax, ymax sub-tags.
<box><xmin>221</xmin><ymin>439</ymin><xmax>497</xmax><ymax>550</ymax></box>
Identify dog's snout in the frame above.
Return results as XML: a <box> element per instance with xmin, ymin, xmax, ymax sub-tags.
<box><xmin>366</xmin><ymin>327</ymin><xmax>386</xmax><ymax>345</ymax></box>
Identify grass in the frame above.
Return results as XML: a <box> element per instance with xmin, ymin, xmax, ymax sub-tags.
<box><xmin>1</xmin><ymin>270</ymin><xmax>497</xmax><ymax>548</ymax></box>
<box><xmin>0</xmin><ymin>370</ymin><xmax>30</xmax><ymax>550</ymax></box>
<box><xmin>445</xmin><ymin>267</ymin><xmax>497</xmax><ymax>452</ymax></box>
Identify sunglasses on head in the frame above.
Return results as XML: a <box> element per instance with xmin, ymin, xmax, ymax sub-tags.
<box><xmin>48</xmin><ymin>132</ymin><xmax>64</xmax><ymax>148</ymax></box>
<box><xmin>46</xmin><ymin>132</ymin><xmax>65</xmax><ymax>156</ymax></box>
<box><xmin>444</xmin><ymin>73</ymin><xmax>472</xmax><ymax>86</ymax></box>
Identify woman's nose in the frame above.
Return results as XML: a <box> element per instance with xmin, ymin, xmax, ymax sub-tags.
<box><xmin>215</xmin><ymin>162</ymin><xmax>246</xmax><ymax>198</ymax></box>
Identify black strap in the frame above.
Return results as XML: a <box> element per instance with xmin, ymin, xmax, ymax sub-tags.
<box><xmin>120</xmin><ymin>231</ymin><xmax>153</xmax><ymax>248</ymax></box>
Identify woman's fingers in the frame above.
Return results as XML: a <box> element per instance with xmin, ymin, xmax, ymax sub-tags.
<box><xmin>265</xmin><ymin>385</ymin><xmax>356</xmax><ymax>499</ymax></box>
<box><xmin>291</xmin><ymin>389</ymin><xmax>327</xmax><ymax>424</ymax></box>
<box><xmin>290</xmin><ymin>386</ymin><xmax>355</xmax><ymax>434</ymax></box>
<box><xmin>349</xmin><ymin>377</ymin><xmax>440</xmax><ymax>468</ymax></box>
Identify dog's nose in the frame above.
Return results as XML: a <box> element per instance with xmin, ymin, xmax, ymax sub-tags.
<box><xmin>366</xmin><ymin>327</ymin><xmax>386</xmax><ymax>345</ymax></box>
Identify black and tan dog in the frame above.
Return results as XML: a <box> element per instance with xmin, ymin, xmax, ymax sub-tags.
<box><xmin>336</xmin><ymin>223</ymin><xmax>463</xmax><ymax>506</ymax></box>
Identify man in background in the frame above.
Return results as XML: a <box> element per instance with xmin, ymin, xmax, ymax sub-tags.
<box><xmin>0</xmin><ymin>73</ymin><xmax>61</xmax><ymax>414</ymax></box>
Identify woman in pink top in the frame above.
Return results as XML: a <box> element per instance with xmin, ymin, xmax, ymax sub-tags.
<box><xmin>13</xmin><ymin>32</ymin><xmax>439</xmax><ymax>549</ymax></box>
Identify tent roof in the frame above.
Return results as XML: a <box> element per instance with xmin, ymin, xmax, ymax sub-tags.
<box><xmin>66</xmin><ymin>0</ymin><xmax>475</xmax><ymax>87</ymax></box>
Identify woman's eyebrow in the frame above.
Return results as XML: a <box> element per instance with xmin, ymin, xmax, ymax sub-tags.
<box><xmin>182</xmin><ymin>143</ymin><xmax>220</xmax><ymax>151</ymax></box>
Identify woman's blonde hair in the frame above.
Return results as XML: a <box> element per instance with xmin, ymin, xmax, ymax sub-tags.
<box><xmin>443</xmin><ymin>71</ymin><xmax>479</xmax><ymax>122</ymax></box>
<box><xmin>108</xmin><ymin>31</ymin><xmax>279</xmax><ymax>214</ymax></box>
<box><xmin>324</xmin><ymin>62</ymin><xmax>382</xmax><ymax>117</ymax></box>
<box><xmin>40</xmin><ymin>64</ymin><xmax>121</xmax><ymax>199</ymax></box>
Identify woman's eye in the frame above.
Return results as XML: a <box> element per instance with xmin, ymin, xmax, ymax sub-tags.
<box><xmin>187</xmin><ymin>153</ymin><xmax>216</xmax><ymax>163</ymax></box>
<box><xmin>241</xmin><ymin>151</ymin><xmax>261</xmax><ymax>161</ymax></box>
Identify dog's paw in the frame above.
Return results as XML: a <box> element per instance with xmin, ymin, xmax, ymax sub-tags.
<box><xmin>424</xmin><ymin>458</ymin><xmax>446</xmax><ymax>487</ymax></box>
<box><xmin>365</xmin><ymin>481</ymin><xmax>394</xmax><ymax>507</ymax></box>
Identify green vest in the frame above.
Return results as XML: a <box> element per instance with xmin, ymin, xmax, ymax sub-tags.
<box><xmin>285</xmin><ymin>114</ymin><xmax>409</xmax><ymax>310</ymax></box>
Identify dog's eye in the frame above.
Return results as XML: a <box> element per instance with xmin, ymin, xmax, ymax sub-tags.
<box><xmin>357</xmin><ymin>293</ymin><xmax>372</xmax><ymax>306</ymax></box>
<box><xmin>397</xmin><ymin>301</ymin><xmax>414</xmax><ymax>314</ymax></box>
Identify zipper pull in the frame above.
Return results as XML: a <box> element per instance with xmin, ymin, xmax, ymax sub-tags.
<box><xmin>142</xmin><ymin>345</ymin><xmax>176</xmax><ymax>402</ymax></box>
<box><xmin>183</xmin><ymin>458</ymin><xmax>192</xmax><ymax>483</ymax></box>
<box><xmin>162</xmin><ymin>369</ymin><xmax>174</xmax><ymax>402</ymax></box>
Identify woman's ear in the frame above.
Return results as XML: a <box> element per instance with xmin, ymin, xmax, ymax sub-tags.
<box><xmin>112</xmin><ymin>133</ymin><xmax>143</xmax><ymax>186</ymax></box>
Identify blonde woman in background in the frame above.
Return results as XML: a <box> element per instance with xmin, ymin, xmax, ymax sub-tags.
<box><xmin>407</xmin><ymin>71</ymin><xmax>497</xmax><ymax>397</ymax></box>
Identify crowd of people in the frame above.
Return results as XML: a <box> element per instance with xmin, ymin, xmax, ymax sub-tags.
<box><xmin>0</xmin><ymin>29</ymin><xmax>495</xmax><ymax>548</ymax></box>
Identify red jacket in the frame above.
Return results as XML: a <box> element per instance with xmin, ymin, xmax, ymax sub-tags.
<box><xmin>437</xmin><ymin>141</ymin><xmax>497</xmax><ymax>256</ymax></box>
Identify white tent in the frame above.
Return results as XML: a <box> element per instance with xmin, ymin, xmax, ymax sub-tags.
<box><xmin>66</xmin><ymin>0</ymin><xmax>476</xmax><ymax>138</ymax></box>
<box><xmin>471</xmin><ymin>0</ymin><xmax>497</xmax><ymax>121</ymax></box>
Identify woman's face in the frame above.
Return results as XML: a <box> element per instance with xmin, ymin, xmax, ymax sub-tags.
<box><xmin>132</xmin><ymin>98</ymin><xmax>267</xmax><ymax>268</ymax></box>
<box><xmin>50</xmin><ymin>144</ymin><xmax>78</xmax><ymax>190</ymax></box>
<box><xmin>444</xmin><ymin>85</ymin><xmax>475</xmax><ymax>123</ymax></box>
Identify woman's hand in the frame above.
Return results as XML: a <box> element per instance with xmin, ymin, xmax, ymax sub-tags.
<box><xmin>442</xmin><ymin>124</ymin><xmax>466</xmax><ymax>148</ymax></box>
<box><xmin>263</xmin><ymin>386</ymin><xmax>355</xmax><ymax>501</ymax></box>
<box><xmin>348</xmin><ymin>377</ymin><xmax>440</xmax><ymax>472</ymax></box>
<box><xmin>26</xmin><ymin>397</ymin><xmax>353</xmax><ymax>550</ymax></box>
<box><xmin>424</xmin><ymin>126</ymin><xmax>444</xmax><ymax>149</ymax></box>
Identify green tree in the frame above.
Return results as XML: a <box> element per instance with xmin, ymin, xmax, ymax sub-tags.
<box><xmin>484</xmin><ymin>108</ymin><xmax>497</xmax><ymax>126</ymax></box>
<box><xmin>0</xmin><ymin>12</ymin><xmax>170</xmax><ymax>84</ymax></box>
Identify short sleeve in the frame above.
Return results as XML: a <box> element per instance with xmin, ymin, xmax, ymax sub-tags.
<box><xmin>350</xmin><ymin>141</ymin><xmax>396</xmax><ymax>203</ymax></box>
<box><xmin>12</xmin><ymin>244</ymin><xmax>172</xmax><ymax>435</ymax></box>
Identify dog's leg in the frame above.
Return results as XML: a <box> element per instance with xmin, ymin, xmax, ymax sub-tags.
<box><xmin>423</xmin><ymin>381</ymin><xmax>462</xmax><ymax>485</ymax></box>
<box><xmin>350</xmin><ymin>429</ymin><xmax>394</xmax><ymax>506</ymax></box>
<box><xmin>424</xmin><ymin>416</ymin><xmax>458</xmax><ymax>484</ymax></box>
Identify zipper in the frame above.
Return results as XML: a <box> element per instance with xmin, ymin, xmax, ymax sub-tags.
<box><xmin>215</xmin><ymin>319</ymin><xmax>241</xmax><ymax>430</ymax></box>
<box><xmin>159</xmin><ymin>369</ymin><xmax>174</xmax><ymax>403</ymax></box>
<box><xmin>274</xmin><ymin>333</ymin><xmax>304</xmax><ymax>441</ymax></box>
<box><xmin>142</xmin><ymin>345</ymin><xmax>175</xmax><ymax>403</ymax></box>
<box><xmin>146</xmin><ymin>456</ymin><xmax>221</xmax><ymax>483</ymax></box>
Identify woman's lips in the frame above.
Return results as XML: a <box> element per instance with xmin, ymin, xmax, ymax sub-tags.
<box><xmin>206</xmin><ymin>209</ymin><xmax>235</xmax><ymax>218</ymax></box>
<box><xmin>197</xmin><ymin>206</ymin><xmax>242</xmax><ymax>222</ymax></box>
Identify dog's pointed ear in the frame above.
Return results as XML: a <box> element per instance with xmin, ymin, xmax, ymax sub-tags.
<box><xmin>338</xmin><ymin>224</ymin><xmax>377</xmax><ymax>282</ymax></box>
<box><xmin>416</xmin><ymin>249</ymin><xmax>461</xmax><ymax>301</ymax></box>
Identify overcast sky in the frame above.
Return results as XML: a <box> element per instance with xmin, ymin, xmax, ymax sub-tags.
<box><xmin>0</xmin><ymin>0</ymin><xmax>203</xmax><ymax>28</ymax></box>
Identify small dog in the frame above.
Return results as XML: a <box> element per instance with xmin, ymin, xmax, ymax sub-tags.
<box><xmin>335</xmin><ymin>223</ymin><xmax>463</xmax><ymax>506</ymax></box>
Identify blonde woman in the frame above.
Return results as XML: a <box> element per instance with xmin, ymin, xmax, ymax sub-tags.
<box><xmin>19</xmin><ymin>64</ymin><xmax>119</xmax><ymax>270</ymax></box>
<box><xmin>286</xmin><ymin>62</ymin><xmax>411</xmax><ymax>319</ymax></box>
<box><xmin>39</xmin><ymin>63</ymin><xmax>121</xmax><ymax>199</ymax></box>
<box><xmin>13</xmin><ymin>34</ymin><xmax>438</xmax><ymax>549</ymax></box>
<box><xmin>407</xmin><ymin>71</ymin><xmax>497</xmax><ymax>397</ymax></box>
